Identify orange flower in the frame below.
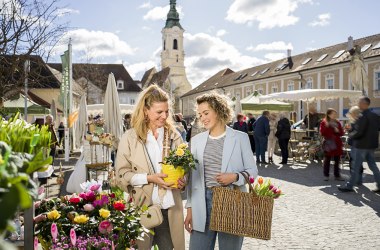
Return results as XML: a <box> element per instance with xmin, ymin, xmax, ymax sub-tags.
<box><xmin>258</xmin><ymin>177</ymin><xmax>264</xmax><ymax>185</ymax></box>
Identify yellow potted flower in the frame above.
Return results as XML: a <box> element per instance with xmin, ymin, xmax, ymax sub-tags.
<box><xmin>161</xmin><ymin>143</ymin><xmax>197</xmax><ymax>188</ymax></box>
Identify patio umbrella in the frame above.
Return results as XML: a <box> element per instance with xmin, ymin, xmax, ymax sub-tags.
<box><xmin>103</xmin><ymin>73</ymin><xmax>123</xmax><ymax>150</ymax></box>
<box><xmin>75</xmin><ymin>95</ymin><xmax>88</xmax><ymax>148</ymax></box>
<box><xmin>86</xmin><ymin>104</ymin><xmax>134</xmax><ymax>116</ymax></box>
<box><xmin>50</xmin><ymin>99</ymin><xmax>57</xmax><ymax>122</ymax></box>
<box><xmin>240</xmin><ymin>91</ymin><xmax>293</xmax><ymax>114</ymax></box>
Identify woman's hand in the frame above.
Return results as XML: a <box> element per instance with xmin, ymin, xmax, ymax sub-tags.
<box><xmin>215</xmin><ymin>173</ymin><xmax>238</xmax><ymax>186</ymax></box>
<box><xmin>147</xmin><ymin>173</ymin><xmax>174</xmax><ymax>189</ymax></box>
<box><xmin>177</xmin><ymin>177</ymin><xmax>186</xmax><ymax>190</ymax></box>
<box><xmin>184</xmin><ymin>208</ymin><xmax>193</xmax><ymax>233</ymax></box>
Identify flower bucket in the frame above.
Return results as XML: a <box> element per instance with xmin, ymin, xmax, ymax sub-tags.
<box><xmin>161</xmin><ymin>164</ymin><xmax>185</xmax><ymax>189</ymax></box>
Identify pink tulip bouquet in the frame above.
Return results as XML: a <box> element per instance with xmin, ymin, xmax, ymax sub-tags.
<box><xmin>248</xmin><ymin>176</ymin><xmax>283</xmax><ymax>199</ymax></box>
<box><xmin>34</xmin><ymin>181</ymin><xmax>148</xmax><ymax>249</ymax></box>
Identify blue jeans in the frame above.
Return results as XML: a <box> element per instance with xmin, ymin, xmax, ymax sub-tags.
<box><xmin>254</xmin><ymin>135</ymin><xmax>268</xmax><ymax>162</ymax></box>
<box><xmin>189</xmin><ymin>189</ymin><xmax>243</xmax><ymax>250</ymax></box>
<box><xmin>346</xmin><ymin>148</ymin><xmax>380</xmax><ymax>189</ymax></box>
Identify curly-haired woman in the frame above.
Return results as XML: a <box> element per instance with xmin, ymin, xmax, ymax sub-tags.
<box><xmin>184</xmin><ymin>92</ymin><xmax>258</xmax><ymax>250</ymax></box>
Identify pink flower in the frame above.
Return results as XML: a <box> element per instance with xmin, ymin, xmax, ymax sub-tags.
<box><xmin>83</xmin><ymin>204</ymin><xmax>95</xmax><ymax>212</ymax></box>
<box><xmin>79</xmin><ymin>193</ymin><xmax>87</xmax><ymax>199</ymax></box>
<box><xmin>109</xmin><ymin>193</ymin><xmax>116</xmax><ymax>198</ymax></box>
<box><xmin>90</xmin><ymin>184</ymin><xmax>101</xmax><ymax>192</ymax></box>
<box><xmin>70</xmin><ymin>228</ymin><xmax>77</xmax><ymax>246</ymax></box>
<box><xmin>98</xmin><ymin>220</ymin><xmax>113</xmax><ymax>234</ymax></box>
<box><xmin>269</xmin><ymin>185</ymin><xmax>274</xmax><ymax>190</ymax></box>
<box><xmin>51</xmin><ymin>223</ymin><xmax>58</xmax><ymax>241</ymax></box>
<box><xmin>249</xmin><ymin>177</ymin><xmax>255</xmax><ymax>184</ymax></box>
<box><xmin>85</xmin><ymin>191</ymin><xmax>96</xmax><ymax>202</ymax></box>
<box><xmin>34</xmin><ymin>237</ymin><xmax>39</xmax><ymax>249</ymax></box>
<box><xmin>34</xmin><ymin>214</ymin><xmax>47</xmax><ymax>223</ymax></box>
<box><xmin>38</xmin><ymin>186</ymin><xmax>45</xmax><ymax>195</ymax></box>
<box><xmin>271</xmin><ymin>187</ymin><xmax>277</xmax><ymax>193</ymax></box>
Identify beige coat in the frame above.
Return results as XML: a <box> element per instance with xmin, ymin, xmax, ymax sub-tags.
<box><xmin>115</xmin><ymin>128</ymin><xmax>185</xmax><ymax>250</ymax></box>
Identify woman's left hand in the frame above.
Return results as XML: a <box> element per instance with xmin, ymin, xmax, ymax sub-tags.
<box><xmin>216</xmin><ymin>173</ymin><xmax>238</xmax><ymax>186</ymax></box>
<box><xmin>177</xmin><ymin>177</ymin><xmax>187</xmax><ymax>190</ymax></box>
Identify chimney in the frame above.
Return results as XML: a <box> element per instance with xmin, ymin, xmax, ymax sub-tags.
<box><xmin>287</xmin><ymin>49</ymin><xmax>293</xmax><ymax>69</ymax></box>
<box><xmin>347</xmin><ymin>36</ymin><xmax>354</xmax><ymax>51</ymax></box>
<box><xmin>287</xmin><ymin>49</ymin><xmax>292</xmax><ymax>58</ymax></box>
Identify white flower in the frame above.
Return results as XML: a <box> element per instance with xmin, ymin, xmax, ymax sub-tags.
<box><xmin>80</xmin><ymin>179</ymin><xmax>102</xmax><ymax>192</ymax></box>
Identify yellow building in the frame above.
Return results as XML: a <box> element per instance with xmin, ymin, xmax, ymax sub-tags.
<box><xmin>181</xmin><ymin>34</ymin><xmax>380</xmax><ymax>121</ymax></box>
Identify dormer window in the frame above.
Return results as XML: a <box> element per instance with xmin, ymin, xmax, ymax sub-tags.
<box><xmin>117</xmin><ymin>80</ymin><xmax>124</xmax><ymax>89</ymax></box>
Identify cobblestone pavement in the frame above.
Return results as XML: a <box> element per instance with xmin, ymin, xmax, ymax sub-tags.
<box><xmin>53</xmin><ymin>154</ymin><xmax>380</xmax><ymax>250</ymax></box>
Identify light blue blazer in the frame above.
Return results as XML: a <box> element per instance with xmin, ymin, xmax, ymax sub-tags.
<box><xmin>186</xmin><ymin>126</ymin><xmax>258</xmax><ymax>232</ymax></box>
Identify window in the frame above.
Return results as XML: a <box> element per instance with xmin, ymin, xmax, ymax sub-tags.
<box><xmin>246</xmin><ymin>89</ymin><xmax>251</xmax><ymax>96</ymax></box>
<box><xmin>272</xmin><ymin>86</ymin><xmax>278</xmax><ymax>93</ymax></box>
<box><xmin>130</xmin><ymin>99</ymin><xmax>135</xmax><ymax>105</ymax></box>
<box><xmin>332</xmin><ymin>50</ymin><xmax>345</xmax><ymax>59</ymax></box>
<box><xmin>376</xmin><ymin>72</ymin><xmax>380</xmax><ymax>90</ymax></box>
<box><xmin>117</xmin><ymin>80</ymin><xmax>124</xmax><ymax>89</ymax></box>
<box><xmin>302</xmin><ymin>58</ymin><xmax>312</xmax><ymax>65</ymax></box>
<box><xmin>251</xmin><ymin>71</ymin><xmax>258</xmax><ymax>77</ymax></box>
<box><xmin>325</xmin><ymin>74</ymin><xmax>334</xmax><ymax>89</ymax></box>
<box><xmin>287</xmin><ymin>81</ymin><xmax>294</xmax><ymax>91</ymax></box>
<box><xmin>275</xmin><ymin>63</ymin><xmax>288</xmax><ymax>71</ymax></box>
<box><xmin>373</xmin><ymin>42</ymin><xmax>380</xmax><ymax>50</ymax></box>
<box><xmin>257</xmin><ymin>88</ymin><xmax>264</xmax><ymax>94</ymax></box>
<box><xmin>305</xmin><ymin>77</ymin><xmax>313</xmax><ymax>89</ymax></box>
<box><xmin>240</xmin><ymin>73</ymin><xmax>248</xmax><ymax>79</ymax></box>
<box><xmin>163</xmin><ymin>40</ymin><xmax>166</xmax><ymax>50</ymax></box>
<box><xmin>173</xmin><ymin>39</ymin><xmax>178</xmax><ymax>50</ymax></box>
<box><xmin>361</xmin><ymin>44</ymin><xmax>371</xmax><ymax>52</ymax></box>
<box><xmin>260</xmin><ymin>68</ymin><xmax>269</xmax><ymax>75</ymax></box>
<box><xmin>234</xmin><ymin>74</ymin><xmax>242</xmax><ymax>81</ymax></box>
<box><xmin>317</xmin><ymin>54</ymin><xmax>328</xmax><ymax>62</ymax></box>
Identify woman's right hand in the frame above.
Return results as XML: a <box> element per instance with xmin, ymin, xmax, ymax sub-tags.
<box><xmin>147</xmin><ymin>173</ymin><xmax>174</xmax><ymax>189</ymax></box>
<box><xmin>184</xmin><ymin>208</ymin><xmax>193</xmax><ymax>233</ymax></box>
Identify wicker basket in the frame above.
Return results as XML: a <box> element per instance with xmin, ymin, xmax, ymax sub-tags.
<box><xmin>209</xmin><ymin>173</ymin><xmax>274</xmax><ymax>240</ymax></box>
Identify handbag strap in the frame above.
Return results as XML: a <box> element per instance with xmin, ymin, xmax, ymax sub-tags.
<box><xmin>240</xmin><ymin>171</ymin><xmax>257</xmax><ymax>197</ymax></box>
<box><xmin>162</xmin><ymin>126</ymin><xmax>170</xmax><ymax>160</ymax></box>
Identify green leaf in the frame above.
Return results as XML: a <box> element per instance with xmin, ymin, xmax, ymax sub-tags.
<box><xmin>14</xmin><ymin>182</ymin><xmax>32</xmax><ymax>208</ymax></box>
<box><xmin>30</xmin><ymin>133</ymin><xmax>40</xmax><ymax>148</ymax></box>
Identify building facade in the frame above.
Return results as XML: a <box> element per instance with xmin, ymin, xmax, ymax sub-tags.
<box><xmin>181</xmin><ymin>34</ymin><xmax>380</xmax><ymax>121</ymax></box>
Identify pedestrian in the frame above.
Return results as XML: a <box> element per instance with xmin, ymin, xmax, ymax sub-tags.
<box><xmin>267</xmin><ymin>113</ymin><xmax>278</xmax><ymax>164</ymax></box>
<box><xmin>304</xmin><ymin>106</ymin><xmax>320</xmax><ymax>137</ymax></box>
<box><xmin>177</xmin><ymin>113</ymin><xmax>188</xmax><ymax>132</ymax></box>
<box><xmin>174</xmin><ymin>114</ymin><xmax>187</xmax><ymax>141</ymax></box>
<box><xmin>185</xmin><ymin>117</ymin><xmax>206</xmax><ymax>144</ymax></box>
<box><xmin>58</xmin><ymin>121</ymin><xmax>64</xmax><ymax>146</ymax></box>
<box><xmin>123</xmin><ymin>113</ymin><xmax>131</xmax><ymax>132</ymax></box>
<box><xmin>45</xmin><ymin>115</ymin><xmax>58</xmax><ymax>164</ymax></box>
<box><xmin>276</xmin><ymin>113</ymin><xmax>291</xmax><ymax>164</ymax></box>
<box><xmin>247</xmin><ymin>113</ymin><xmax>256</xmax><ymax>154</ymax></box>
<box><xmin>345</xmin><ymin>106</ymin><xmax>364</xmax><ymax>183</ymax></box>
<box><xmin>115</xmin><ymin>85</ymin><xmax>186</xmax><ymax>250</ymax></box>
<box><xmin>338</xmin><ymin>97</ymin><xmax>380</xmax><ymax>193</ymax></box>
<box><xmin>253</xmin><ymin>111</ymin><xmax>270</xmax><ymax>164</ymax></box>
<box><xmin>184</xmin><ymin>91</ymin><xmax>258</xmax><ymax>250</ymax></box>
<box><xmin>320</xmin><ymin>108</ymin><xmax>345</xmax><ymax>181</ymax></box>
<box><xmin>232</xmin><ymin>113</ymin><xmax>248</xmax><ymax>133</ymax></box>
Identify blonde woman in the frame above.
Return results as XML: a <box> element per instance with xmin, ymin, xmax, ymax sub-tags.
<box><xmin>115</xmin><ymin>85</ymin><xmax>185</xmax><ymax>250</ymax></box>
<box><xmin>267</xmin><ymin>113</ymin><xmax>278</xmax><ymax>163</ymax></box>
<box><xmin>184</xmin><ymin>92</ymin><xmax>258</xmax><ymax>250</ymax></box>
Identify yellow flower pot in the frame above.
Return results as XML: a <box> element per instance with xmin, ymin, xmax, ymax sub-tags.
<box><xmin>161</xmin><ymin>164</ymin><xmax>185</xmax><ymax>189</ymax></box>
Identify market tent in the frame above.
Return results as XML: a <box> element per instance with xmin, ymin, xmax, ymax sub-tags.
<box><xmin>3</xmin><ymin>94</ymin><xmax>50</xmax><ymax>115</ymax></box>
<box><xmin>86</xmin><ymin>104</ymin><xmax>134</xmax><ymax>116</ymax></box>
<box><xmin>259</xmin><ymin>89</ymin><xmax>362</xmax><ymax>102</ymax></box>
<box><xmin>240</xmin><ymin>91</ymin><xmax>293</xmax><ymax>114</ymax></box>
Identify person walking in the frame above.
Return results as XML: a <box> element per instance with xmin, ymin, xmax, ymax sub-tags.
<box><xmin>115</xmin><ymin>85</ymin><xmax>186</xmax><ymax>250</ymax></box>
<box><xmin>45</xmin><ymin>115</ymin><xmax>58</xmax><ymax>163</ymax></box>
<box><xmin>174</xmin><ymin>114</ymin><xmax>187</xmax><ymax>141</ymax></box>
<box><xmin>253</xmin><ymin>111</ymin><xmax>270</xmax><ymax>164</ymax></box>
<box><xmin>339</xmin><ymin>97</ymin><xmax>380</xmax><ymax>193</ymax></box>
<box><xmin>267</xmin><ymin>113</ymin><xmax>278</xmax><ymax>164</ymax></box>
<box><xmin>320</xmin><ymin>108</ymin><xmax>345</xmax><ymax>181</ymax></box>
<box><xmin>184</xmin><ymin>92</ymin><xmax>258</xmax><ymax>250</ymax></box>
<box><xmin>247</xmin><ymin>113</ymin><xmax>256</xmax><ymax>154</ymax></box>
<box><xmin>57</xmin><ymin>121</ymin><xmax>64</xmax><ymax>146</ymax></box>
<box><xmin>232</xmin><ymin>113</ymin><xmax>248</xmax><ymax>133</ymax></box>
<box><xmin>276</xmin><ymin>113</ymin><xmax>291</xmax><ymax>164</ymax></box>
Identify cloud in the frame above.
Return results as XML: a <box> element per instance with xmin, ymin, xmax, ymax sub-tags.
<box><xmin>142</xmin><ymin>26</ymin><xmax>151</xmax><ymax>31</ymax></box>
<box><xmin>216</xmin><ymin>29</ymin><xmax>228</xmax><ymax>37</ymax></box>
<box><xmin>138</xmin><ymin>2</ymin><xmax>152</xmax><ymax>9</ymax></box>
<box><xmin>226</xmin><ymin>0</ymin><xmax>312</xmax><ymax>29</ymax></box>
<box><xmin>183</xmin><ymin>33</ymin><xmax>266</xmax><ymax>87</ymax></box>
<box><xmin>125</xmin><ymin>61</ymin><xmax>157</xmax><ymax>79</ymax></box>
<box><xmin>55</xmin><ymin>8</ymin><xmax>80</xmax><ymax>17</ymax></box>
<box><xmin>246</xmin><ymin>41</ymin><xmax>293</xmax><ymax>51</ymax></box>
<box><xmin>309</xmin><ymin>13</ymin><xmax>331</xmax><ymax>27</ymax></box>
<box><xmin>53</xmin><ymin>29</ymin><xmax>136</xmax><ymax>60</ymax></box>
<box><xmin>143</xmin><ymin>5</ymin><xmax>184</xmax><ymax>21</ymax></box>
<box><xmin>264</xmin><ymin>53</ymin><xmax>286</xmax><ymax>61</ymax></box>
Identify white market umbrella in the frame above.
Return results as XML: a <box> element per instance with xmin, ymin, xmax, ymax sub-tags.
<box><xmin>240</xmin><ymin>91</ymin><xmax>293</xmax><ymax>114</ymax></box>
<box><xmin>50</xmin><ymin>99</ymin><xmax>57</xmax><ymax>122</ymax></box>
<box><xmin>75</xmin><ymin>95</ymin><xmax>88</xmax><ymax>148</ymax></box>
<box><xmin>87</xmin><ymin>104</ymin><xmax>134</xmax><ymax>116</ymax></box>
<box><xmin>103</xmin><ymin>73</ymin><xmax>123</xmax><ymax>150</ymax></box>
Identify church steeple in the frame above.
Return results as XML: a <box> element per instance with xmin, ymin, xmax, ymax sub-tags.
<box><xmin>164</xmin><ymin>0</ymin><xmax>183</xmax><ymax>30</ymax></box>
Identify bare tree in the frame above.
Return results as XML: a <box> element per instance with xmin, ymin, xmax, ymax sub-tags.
<box><xmin>0</xmin><ymin>0</ymin><xmax>68</xmax><ymax>104</ymax></box>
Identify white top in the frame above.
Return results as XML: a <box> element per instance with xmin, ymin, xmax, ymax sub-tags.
<box><xmin>130</xmin><ymin>127</ymin><xmax>175</xmax><ymax>209</ymax></box>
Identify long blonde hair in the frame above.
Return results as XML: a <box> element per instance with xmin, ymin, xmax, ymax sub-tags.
<box><xmin>131</xmin><ymin>85</ymin><xmax>174</xmax><ymax>142</ymax></box>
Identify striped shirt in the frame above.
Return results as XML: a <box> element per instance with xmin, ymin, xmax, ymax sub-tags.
<box><xmin>204</xmin><ymin>133</ymin><xmax>225</xmax><ymax>187</ymax></box>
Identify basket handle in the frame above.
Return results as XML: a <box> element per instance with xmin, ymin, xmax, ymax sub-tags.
<box><xmin>240</xmin><ymin>171</ymin><xmax>257</xmax><ymax>196</ymax></box>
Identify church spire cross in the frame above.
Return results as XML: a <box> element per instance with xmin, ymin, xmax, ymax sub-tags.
<box><xmin>165</xmin><ymin>0</ymin><xmax>183</xmax><ymax>29</ymax></box>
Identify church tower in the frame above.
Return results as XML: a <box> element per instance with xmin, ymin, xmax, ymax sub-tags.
<box><xmin>161</xmin><ymin>0</ymin><xmax>192</xmax><ymax>111</ymax></box>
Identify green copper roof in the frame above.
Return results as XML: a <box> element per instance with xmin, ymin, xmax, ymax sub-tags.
<box><xmin>164</xmin><ymin>0</ymin><xmax>183</xmax><ymax>30</ymax></box>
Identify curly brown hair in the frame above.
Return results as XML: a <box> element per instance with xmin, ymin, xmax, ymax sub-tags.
<box><xmin>196</xmin><ymin>91</ymin><xmax>234</xmax><ymax>126</ymax></box>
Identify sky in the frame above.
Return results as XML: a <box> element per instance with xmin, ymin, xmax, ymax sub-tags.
<box><xmin>51</xmin><ymin>0</ymin><xmax>380</xmax><ymax>88</ymax></box>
